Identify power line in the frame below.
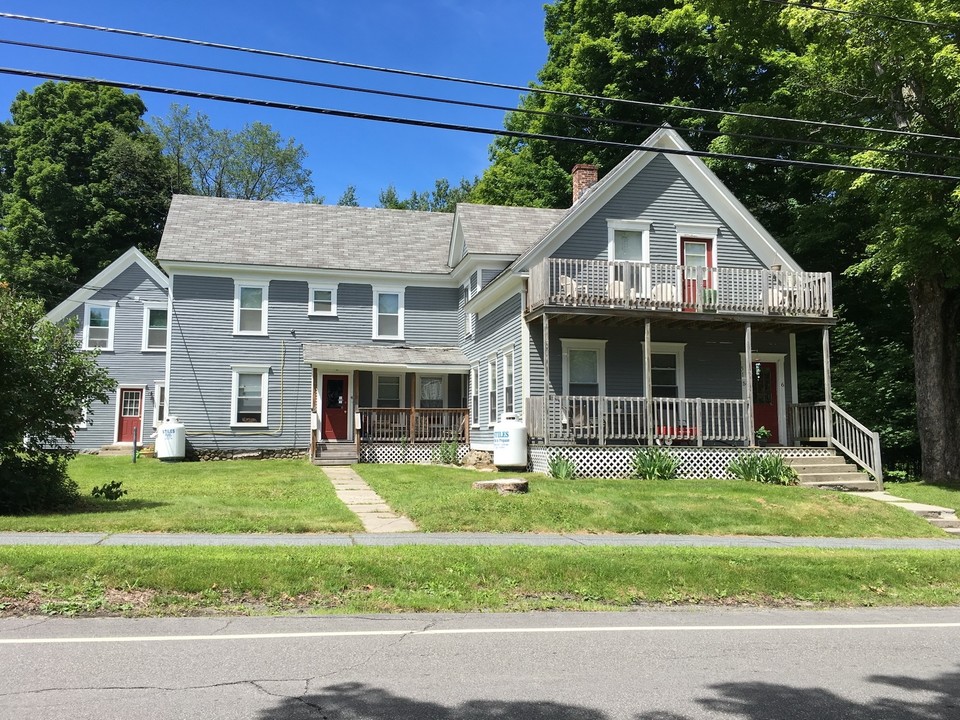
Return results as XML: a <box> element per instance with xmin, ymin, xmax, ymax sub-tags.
<box><xmin>758</xmin><ymin>0</ymin><xmax>957</xmax><ymax>31</ymax></box>
<box><xmin>1</xmin><ymin>66</ymin><xmax>958</xmax><ymax>184</ymax></box>
<box><xmin>3</xmin><ymin>11</ymin><xmax>960</xmax><ymax>144</ymax></box>
<box><xmin>6</xmin><ymin>37</ymin><xmax>958</xmax><ymax>167</ymax></box>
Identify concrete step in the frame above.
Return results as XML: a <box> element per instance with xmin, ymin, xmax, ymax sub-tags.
<box><xmin>800</xmin><ymin>477</ymin><xmax>879</xmax><ymax>492</ymax></box>
<box><xmin>785</xmin><ymin>455</ymin><xmax>841</xmax><ymax>466</ymax></box>
<box><xmin>790</xmin><ymin>462</ymin><xmax>862</xmax><ymax>474</ymax></box>
<box><xmin>928</xmin><ymin>517</ymin><xmax>960</xmax><ymax>529</ymax></box>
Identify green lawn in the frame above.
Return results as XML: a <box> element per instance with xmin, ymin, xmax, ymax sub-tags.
<box><xmin>0</xmin><ymin>456</ymin><xmax>362</xmax><ymax>533</ymax></box>
<box><xmin>2</xmin><ymin>546</ymin><xmax>959</xmax><ymax>616</ymax></box>
<box><xmin>886</xmin><ymin>482</ymin><xmax>960</xmax><ymax>511</ymax></box>
<box><xmin>356</xmin><ymin>465</ymin><xmax>944</xmax><ymax>537</ymax></box>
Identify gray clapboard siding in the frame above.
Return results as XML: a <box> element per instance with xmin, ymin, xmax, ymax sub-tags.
<box><xmin>68</xmin><ymin>264</ymin><xmax>168</xmax><ymax>449</ymax></box>
<box><xmin>553</xmin><ymin>154</ymin><xmax>762</xmax><ymax>268</ymax></box>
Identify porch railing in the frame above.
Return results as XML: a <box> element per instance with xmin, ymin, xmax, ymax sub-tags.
<box><xmin>358</xmin><ymin>408</ymin><xmax>469</xmax><ymax>443</ymax></box>
<box><xmin>791</xmin><ymin>401</ymin><xmax>883</xmax><ymax>482</ymax></box>
<box><xmin>525</xmin><ymin>395</ymin><xmax>748</xmax><ymax>446</ymax></box>
<box><xmin>528</xmin><ymin>258</ymin><xmax>832</xmax><ymax>318</ymax></box>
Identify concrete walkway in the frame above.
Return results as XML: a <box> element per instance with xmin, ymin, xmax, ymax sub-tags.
<box><xmin>849</xmin><ymin>490</ymin><xmax>960</xmax><ymax>534</ymax></box>
<box><xmin>323</xmin><ymin>465</ymin><xmax>418</xmax><ymax>533</ymax></box>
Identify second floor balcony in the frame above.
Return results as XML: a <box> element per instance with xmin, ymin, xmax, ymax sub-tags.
<box><xmin>527</xmin><ymin>258</ymin><xmax>833</xmax><ymax>319</ymax></box>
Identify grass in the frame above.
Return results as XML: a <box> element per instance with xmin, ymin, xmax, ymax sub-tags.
<box><xmin>0</xmin><ymin>456</ymin><xmax>362</xmax><ymax>533</ymax></box>
<box><xmin>886</xmin><ymin>482</ymin><xmax>960</xmax><ymax>510</ymax></box>
<box><xmin>356</xmin><ymin>465</ymin><xmax>944</xmax><ymax>537</ymax></box>
<box><xmin>1</xmin><ymin>545</ymin><xmax>959</xmax><ymax>616</ymax></box>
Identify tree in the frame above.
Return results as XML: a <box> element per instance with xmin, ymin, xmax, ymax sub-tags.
<box><xmin>337</xmin><ymin>185</ymin><xmax>360</xmax><ymax>206</ymax></box>
<box><xmin>0</xmin><ymin>82</ymin><xmax>172</xmax><ymax>304</ymax></box>
<box><xmin>153</xmin><ymin>104</ymin><xmax>314</xmax><ymax>202</ymax></box>
<box><xmin>0</xmin><ymin>285</ymin><xmax>114</xmax><ymax>512</ymax></box>
<box><xmin>376</xmin><ymin>178</ymin><xmax>476</xmax><ymax>212</ymax></box>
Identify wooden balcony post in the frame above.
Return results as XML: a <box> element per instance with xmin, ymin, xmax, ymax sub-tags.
<box><xmin>409</xmin><ymin>407</ymin><xmax>416</xmax><ymax>443</ymax></box>
<box><xmin>744</xmin><ymin>322</ymin><xmax>754</xmax><ymax>446</ymax></box>
<box><xmin>543</xmin><ymin>313</ymin><xmax>551</xmax><ymax>441</ymax></box>
<box><xmin>823</xmin><ymin>327</ymin><xmax>834</xmax><ymax>447</ymax></box>
<box><xmin>644</xmin><ymin>319</ymin><xmax>654</xmax><ymax>446</ymax></box>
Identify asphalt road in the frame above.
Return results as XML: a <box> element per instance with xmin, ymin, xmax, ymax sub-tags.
<box><xmin>1</xmin><ymin>607</ymin><xmax>958</xmax><ymax>719</ymax></box>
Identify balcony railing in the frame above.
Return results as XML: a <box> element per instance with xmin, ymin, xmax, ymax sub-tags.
<box><xmin>525</xmin><ymin>395</ymin><xmax>748</xmax><ymax>446</ymax></box>
<box><xmin>358</xmin><ymin>408</ymin><xmax>469</xmax><ymax>443</ymax></box>
<box><xmin>527</xmin><ymin>258</ymin><xmax>832</xmax><ymax>318</ymax></box>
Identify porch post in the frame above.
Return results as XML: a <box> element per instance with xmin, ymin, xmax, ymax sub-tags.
<box><xmin>644</xmin><ymin>319</ymin><xmax>654</xmax><ymax>446</ymax></box>
<box><xmin>543</xmin><ymin>313</ymin><xmax>550</xmax><ymax>442</ymax></box>
<box><xmin>744</xmin><ymin>322</ymin><xmax>754</xmax><ymax>446</ymax></box>
<box><xmin>822</xmin><ymin>326</ymin><xmax>834</xmax><ymax>446</ymax></box>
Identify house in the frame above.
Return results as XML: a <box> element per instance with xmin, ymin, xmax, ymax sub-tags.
<box><xmin>54</xmin><ymin>127</ymin><xmax>882</xmax><ymax>480</ymax></box>
<box><xmin>46</xmin><ymin>247</ymin><xmax>169</xmax><ymax>448</ymax></box>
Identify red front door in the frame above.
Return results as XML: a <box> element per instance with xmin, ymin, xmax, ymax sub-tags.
<box><xmin>118</xmin><ymin>388</ymin><xmax>143</xmax><ymax>443</ymax></box>
<box><xmin>680</xmin><ymin>238</ymin><xmax>712</xmax><ymax>310</ymax></box>
<box><xmin>752</xmin><ymin>362</ymin><xmax>779</xmax><ymax>442</ymax></box>
<box><xmin>321</xmin><ymin>375</ymin><xmax>349</xmax><ymax>440</ymax></box>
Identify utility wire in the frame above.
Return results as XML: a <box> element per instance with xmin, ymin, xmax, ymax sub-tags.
<box><xmin>6</xmin><ymin>37</ymin><xmax>958</xmax><ymax>166</ymax></box>
<box><xmin>2</xmin><ymin>66</ymin><xmax>958</xmax><ymax>183</ymax></box>
<box><xmin>758</xmin><ymin>0</ymin><xmax>957</xmax><ymax>31</ymax></box>
<box><xmin>3</xmin><ymin>12</ymin><xmax>960</xmax><ymax>144</ymax></box>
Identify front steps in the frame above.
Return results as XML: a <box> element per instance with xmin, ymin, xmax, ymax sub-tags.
<box><xmin>313</xmin><ymin>441</ymin><xmax>359</xmax><ymax>466</ymax></box>
<box><xmin>98</xmin><ymin>444</ymin><xmax>137</xmax><ymax>457</ymax></box>
<box><xmin>786</xmin><ymin>453</ymin><xmax>880</xmax><ymax>491</ymax></box>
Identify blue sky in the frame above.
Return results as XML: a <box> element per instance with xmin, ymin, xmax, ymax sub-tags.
<box><xmin>0</xmin><ymin>1</ymin><xmax>551</xmax><ymax>206</ymax></box>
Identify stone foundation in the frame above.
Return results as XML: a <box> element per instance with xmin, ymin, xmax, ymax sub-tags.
<box><xmin>191</xmin><ymin>447</ymin><xmax>308</xmax><ymax>462</ymax></box>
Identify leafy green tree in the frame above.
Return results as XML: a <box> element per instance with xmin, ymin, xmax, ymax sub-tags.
<box><xmin>0</xmin><ymin>82</ymin><xmax>172</xmax><ymax>304</ymax></box>
<box><xmin>0</xmin><ymin>285</ymin><xmax>114</xmax><ymax>513</ymax></box>
<box><xmin>376</xmin><ymin>178</ymin><xmax>475</xmax><ymax>212</ymax></box>
<box><xmin>153</xmin><ymin>104</ymin><xmax>314</xmax><ymax>201</ymax></box>
<box><xmin>337</xmin><ymin>185</ymin><xmax>360</xmax><ymax>206</ymax></box>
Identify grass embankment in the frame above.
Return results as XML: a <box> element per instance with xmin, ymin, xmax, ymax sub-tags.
<box><xmin>0</xmin><ymin>456</ymin><xmax>361</xmax><ymax>533</ymax></box>
<box><xmin>887</xmin><ymin>482</ymin><xmax>960</xmax><ymax>511</ymax></box>
<box><xmin>1</xmin><ymin>546</ymin><xmax>959</xmax><ymax>616</ymax></box>
<box><xmin>357</xmin><ymin>465</ymin><xmax>943</xmax><ymax>537</ymax></box>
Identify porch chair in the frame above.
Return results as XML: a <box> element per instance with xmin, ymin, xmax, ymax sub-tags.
<box><xmin>608</xmin><ymin>280</ymin><xmax>638</xmax><ymax>306</ymax></box>
<box><xmin>650</xmin><ymin>283</ymin><xmax>679</xmax><ymax>308</ymax></box>
<box><xmin>557</xmin><ymin>274</ymin><xmax>579</xmax><ymax>304</ymax></box>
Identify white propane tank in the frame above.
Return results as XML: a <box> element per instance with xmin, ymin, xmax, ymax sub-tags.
<box><xmin>492</xmin><ymin>412</ymin><xmax>527</xmax><ymax>467</ymax></box>
<box><xmin>156</xmin><ymin>416</ymin><xmax>186</xmax><ymax>461</ymax></box>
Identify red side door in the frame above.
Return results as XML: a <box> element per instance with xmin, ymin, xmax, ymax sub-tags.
<box><xmin>752</xmin><ymin>362</ymin><xmax>779</xmax><ymax>442</ymax></box>
<box><xmin>118</xmin><ymin>388</ymin><xmax>143</xmax><ymax>443</ymax></box>
<box><xmin>680</xmin><ymin>238</ymin><xmax>712</xmax><ymax>310</ymax></box>
<box><xmin>321</xmin><ymin>375</ymin><xmax>349</xmax><ymax>440</ymax></box>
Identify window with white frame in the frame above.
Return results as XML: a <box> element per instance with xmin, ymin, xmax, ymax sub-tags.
<box><xmin>374</xmin><ymin>289</ymin><xmax>403</xmax><ymax>339</ymax></box>
<box><xmin>502</xmin><ymin>350</ymin><xmax>514</xmax><ymax>414</ymax></box>
<box><xmin>607</xmin><ymin>220</ymin><xmax>650</xmax><ymax>262</ymax></box>
<box><xmin>375</xmin><ymin>374</ymin><xmax>402</xmax><ymax>408</ymax></box>
<box><xmin>308</xmin><ymin>285</ymin><xmax>337</xmax><ymax>316</ymax></box>
<box><xmin>234</xmin><ymin>283</ymin><xmax>268</xmax><ymax>334</ymax></box>
<box><xmin>487</xmin><ymin>358</ymin><xmax>498</xmax><ymax>424</ymax></box>
<box><xmin>142</xmin><ymin>305</ymin><xmax>168</xmax><ymax>351</ymax></box>
<box><xmin>153</xmin><ymin>383</ymin><xmax>167</xmax><ymax>427</ymax></box>
<box><xmin>72</xmin><ymin>406</ymin><xmax>88</xmax><ymax>430</ymax></box>
<box><xmin>464</xmin><ymin>282</ymin><xmax>475</xmax><ymax>336</ymax></box>
<box><xmin>83</xmin><ymin>304</ymin><xmax>115</xmax><ymax>350</ymax></box>
<box><xmin>649</xmin><ymin>343</ymin><xmax>686</xmax><ymax>398</ymax></box>
<box><xmin>419</xmin><ymin>375</ymin><xmax>444</xmax><ymax>408</ymax></box>
<box><xmin>470</xmin><ymin>366</ymin><xmax>479</xmax><ymax>426</ymax></box>
<box><xmin>231</xmin><ymin>366</ymin><xmax>269</xmax><ymax>425</ymax></box>
<box><xmin>561</xmin><ymin>339</ymin><xmax>607</xmax><ymax>396</ymax></box>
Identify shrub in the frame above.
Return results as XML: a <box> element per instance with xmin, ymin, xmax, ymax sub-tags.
<box><xmin>433</xmin><ymin>435</ymin><xmax>459</xmax><ymax>466</ymax></box>
<box><xmin>727</xmin><ymin>454</ymin><xmax>764</xmax><ymax>483</ymax></box>
<box><xmin>632</xmin><ymin>447</ymin><xmax>679</xmax><ymax>480</ymax></box>
<box><xmin>548</xmin><ymin>454</ymin><xmax>576</xmax><ymax>480</ymax></box>
<box><xmin>91</xmin><ymin>480</ymin><xmax>128</xmax><ymax>501</ymax></box>
<box><xmin>0</xmin><ymin>453</ymin><xmax>79</xmax><ymax>514</ymax></box>
<box><xmin>728</xmin><ymin>453</ymin><xmax>798</xmax><ymax>485</ymax></box>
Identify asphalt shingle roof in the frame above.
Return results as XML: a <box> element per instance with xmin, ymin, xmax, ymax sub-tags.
<box><xmin>455</xmin><ymin>203</ymin><xmax>567</xmax><ymax>256</ymax></box>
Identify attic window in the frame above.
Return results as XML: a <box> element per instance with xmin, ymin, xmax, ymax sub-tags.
<box><xmin>83</xmin><ymin>303</ymin><xmax>115</xmax><ymax>351</ymax></box>
<box><xmin>308</xmin><ymin>285</ymin><xmax>337</xmax><ymax>316</ymax></box>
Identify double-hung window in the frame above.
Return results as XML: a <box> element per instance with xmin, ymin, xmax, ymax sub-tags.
<box><xmin>83</xmin><ymin>303</ymin><xmax>115</xmax><ymax>350</ymax></box>
<box><xmin>561</xmin><ymin>339</ymin><xmax>607</xmax><ymax>397</ymax></box>
<box><xmin>649</xmin><ymin>343</ymin><xmax>686</xmax><ymax>398</ymax></box>
<box><xmin>308</xmin><ymin>285</ymin><xmax>337</xmax><ymax>316</ymax></box>
<box><xmin>231</xmin><ymin>366</ymin><xmax>269</xmax><ymax>425</ymax></box>
<box><xmin>470</xmin><ymin>366</ymin><xmax>479</xmax><ymax>426</ymax></box>
<box><xmin>487</xmin><ymin>358</ymin><xmax>498</xmax><ymax>425</ymax></box>
<box><xmin>235</xmin><ymin>283</ymin><xmax>268</xmax><ymax>335</ymax></box>
<box><xmin>375</xmin><ymin>374</ymin><xmax>402</xmax><ymax>408</ymax></box>
<box><xmin>142</xmin><ymin>304</ymin><xmax>168</xmax><ymax>351</ymax></box>
<box><xmin>153</xmin><ymin>383</ymin><xmax>167</xmax><ymax>427</ymax></box>
<box><xmin>419</xmin><ymin>375</ymin><xmax>444</xmax><ymax>409</ymax></box>
<box><xmin>502</xmin><ymin>350</ymin><xmax>514</xmax><ymax>414</ymax></box>
<box><xmin>374</xmin><ymin>289</ymin><xmax>403</xmax><ymax>339</ymax></box>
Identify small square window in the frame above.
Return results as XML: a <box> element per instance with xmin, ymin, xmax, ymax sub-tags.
<box><xmin>309</xmin><ymin>286</ymin><xmax>337</xmax><ymax>316</ymax></box>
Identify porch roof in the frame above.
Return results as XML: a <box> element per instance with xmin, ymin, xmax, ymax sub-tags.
<box><xmin>303</xmin><ymin>343</ymin><xmax>470</xmax><ymax>372</ymax></box>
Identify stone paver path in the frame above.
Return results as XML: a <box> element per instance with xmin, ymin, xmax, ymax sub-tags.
<box><xmin>323</xmin><ymin>465</ymin><xmax>418</xmax><ymax>533</ymax></box>
<box><xmin>849</xmin><ymin>490</ymin><xmax>960</xmax><ymax>535</ymax></box>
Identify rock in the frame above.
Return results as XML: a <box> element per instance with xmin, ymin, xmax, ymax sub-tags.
<box><xmin>472</xmin><ymin>478</ymin><xmax>529</xmax><ymax>494</ymax></box>
<box><xmin>462</xmin><ymin>450</ymin><xmax>497</xmax><ymax>471</ymax></box>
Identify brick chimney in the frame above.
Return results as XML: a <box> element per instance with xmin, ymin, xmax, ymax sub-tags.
<box><xmin>571</xmin><ymin>163</ymin><xmax>599</xmax><ymax>204</ymax></box>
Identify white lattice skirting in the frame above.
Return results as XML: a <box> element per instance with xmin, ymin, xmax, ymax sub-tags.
<box><xmin>529</xmin><ymin>446</ymin><xmax>834</xmax><ymax>479</ymax></box>
<box><xmin>360</xmin><ymin>443</ymin><xmax>470</xmax><ymax>464</ymax></box>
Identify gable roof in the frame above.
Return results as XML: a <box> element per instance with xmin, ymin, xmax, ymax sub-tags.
<box><xmin>46</xmin><ymin>247</ymin><xmax>168</xmax><ymax>324</ymax></box>
<box><xmin>448</xmin><ymin>204</ymin><xmax>567</xmax><ymax>266</ymax></box>
<box><xmin>159</xmin><ymin>195</ymin><xmax>456</xmax><ymax>275</ymax></box>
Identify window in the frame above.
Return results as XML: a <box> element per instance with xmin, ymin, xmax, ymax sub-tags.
<box><xmin>308</xmin><ymin>285</ymin><xmax>337</xmax><ymax>316</ymax></box>
<box><xmin>153</xmin><ymin>383</ymin><xmax>167</xmax><ymax>427</ymax></box>
<box><xmin>464</xmin><ymin>281</ymin><xmax>475</xmax><ymax>336</ymax></box>
<box><xmin>234</xmin><ymin>283</ymin><xmax>268</xmax><ymax>334</ymax></box>
<box><xmin>607</xmin><ymin>220</ymin><xmax>650</xmax><ymax>262</ymax></box>
<box><xmin>470</xmin><ymin>366</ymin><xmax>479</xmax><ymax>426</ymax></box>
<box><xmin>142</xmin><ymin>305</ymin><xmax>168</xmax><ymax>351</ymax></box>
<box><xmin>231</xmin><ymin>366</ymin><xmax>269</xmax><ymax>425</ymax></box>
<box><xmin>561</xmin><ymin>339</ymin><xmax>607</xmax><ymax>397</ymax></box>
<box><xmin>374</xmin><ymin>289</ymin><xmax>403</xmax><ymax>339</ymax></box>
<box><xmin>83</xmin><ymin>304</ymin><xmax>114</xmax><ymax>350</ymax></box>
<box><xmin>375</xmin><ymin>374</ymin><xmax>402</xmax><ymax>408</ymax></box>
<box><xmin>72</xmin><ymin>407</ymin><xmax>88</xmax><ymax>430</ymax></box>
<box><xmin>502</xmin><ymin>351</ymin><xmax>514</xmax><ymax>414</ymax></box>
<box><xmin>419</xmin><ymin>375</ymin><xmax>444</xmax><ymax>409</ymax></box>
<box><xmin>487</xmin><ymin>358</ymin><xmax>498</xmax><ymax>424</ymax></box>
<box><xmin>649</xmin><ymin>343</ymin><xmax>686</xmax><ymax>398</ymax></box>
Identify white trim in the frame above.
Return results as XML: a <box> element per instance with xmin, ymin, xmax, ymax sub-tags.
<box><xmin>739</xmin><ymin>352</ymin><xmax>787</xmax><ymax>446</ymax></box>
<box><xmin>607</xmin><ymin>219</ymin><xmax>651</xmax><ymax>262</ymax></box>
<box><xmin>501</xmin><ymin>348</ymin><xmax>516</xmax><ymax>415</ymax></box>
<box><xmin>373</xmin><ymin>288</ymin><xmax>405</xmax><ymax>340</ymax></box>
<box><xmin>487</xmin><ymin>355</ymin><xmax>498</xmax><ymax>426</ymax></box>
<box><xmin>141</xmin><ymin>302</ymin><xmax>168</xmax><ymax>352</ymax></box>
<box><xmin>318</xmin><ymin>372</ymin><xmax>354</xmax><ymax>440</ymax></box>
<box><xmin>464</xmin><ymin>275</ymin><xmax>523</xmax><ymax>318</ymax></box>
<box><xmin>677</xmin><ymin>225</ymin><xmax>718</xmax><ymax>269</ymax></box>
<box><xmin>647</xmin><ymin>342</ymin><xmax>687</xmax><ymax>398</ymax></box>
<box><xmin>75</xmin><ymin>407</ymin><xmax>89</xmax><ymax>430</ymax></box>
<box><xmin>470</xmin><ymin>365</ymin><xmax>480</xmax><ymax>428</ymax></box>
<box><xmin>448</xmin><ymin>213</ymin><xmax>466</xmax><ymax>268</ymax></box>
<box><xmin>46</xmin><ymin>247</ymin><xmax>168</xmax><ymax>325</ymax></box>
<box><xmin>560</xmin><ymin>338</ymin><xmax>607</xmax><ymax>396</ymax></box>
<box><xmin>233</xmin><ymin>281</ymin><xmax>269</xmax><ymax>336</ymax></box>
<box><xmin>675</xmin><ymin>223</ymin><xmax>720</xmax><ymax>238</ymax></box>
<box><xmin>231</xmin><ymin>365</ymin><xmax>270</xmax><ymax>428</ymax></box>
<box><xmin>520</xmin><ymin>289</ymin><xmax>531</xmax><ymax>406</ymax></box>
<box><xmin>416</xmin><ymin>373</ymin><xmax>448</xmax><ymax>409</ymax></box>
<box><xmin>82</xmin><ymin>302</ymin><xmax>116</xmax><ymax>351</ymax></box>
<box><xmin>161</xmin><ymin>260</ymin><xmax>457</xmax><ymax>287</ymax></box>
<box><xmin>373</xmin><ymin>372</ymin><xmax>405</xmax><ymax>408</ymax></box>
<box><xmin>789</xmin><ymin>333</ymin><xmax>799</xmax><ymax>406</ymax></box>
<box><xmin>307</xmin><ymin>284</ymin><xmax>338</xmax><ymax>317</ymax></box>
<box><xmin>114</xmin><ymin>386</ymin><xmax>146</xmax><ymax>443</ymax></box>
